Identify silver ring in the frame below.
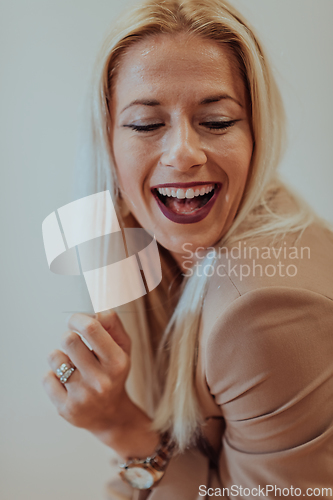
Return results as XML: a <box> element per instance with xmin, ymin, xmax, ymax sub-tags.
<box><xmin>56</xmin><ymin>362</ymin><xmax>76</xmax><ymax>384</ymax></box>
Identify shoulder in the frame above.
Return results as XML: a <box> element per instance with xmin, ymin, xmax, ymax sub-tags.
<box><xmin>204</xmin><ymin>285</ymin><xmax>333</xmax><ymax>366</ymax></box>
<box><xmin>197</xmin><ymin>224</ymin><xmax>333</xmax><ymax>457</ymax></box>
<box><xmin>199</xmin><ymin>223</ymin><xmax>333</xmax><ymax>411</ymax></box>
<box><xmin>200</xmin><ymin>222</ymin><xmax>333</xmax><ymax>408</ymax></box>
<box><xmin>201</xmin><ymin>221</ymin><xmax>333</xmax><ymax>329</ymax></box>
<box><xmin>203</xmin><ymin>284</ymin><xmax>333</xmax><ymax>362</ymax></box>
<box><xmin>201</xmin><ymin>241</ymin><xmax>333</xmax><ymax>383</ymax></box>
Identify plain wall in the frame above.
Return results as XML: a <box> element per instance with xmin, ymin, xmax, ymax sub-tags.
<box><xmin>0</xmin><ymin>1</ymin><xmax>332</xmax><ymax>499</ymax></box>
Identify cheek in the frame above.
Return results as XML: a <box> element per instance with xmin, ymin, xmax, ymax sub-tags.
<box><xmin>220</xmin><ymin>131</ymin><xmax>253</xmax><ymax>190</ymax></box>
<box><xmin>112</xmin><ymin>135</ymin><xmax>145</xmax><ymax>196</ymax></box>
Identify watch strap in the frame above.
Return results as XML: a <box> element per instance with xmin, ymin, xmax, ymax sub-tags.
<box><xmin>119</xmin><ymin>432</ymin><xmax>175</xmax><ymax>487</ymax></box>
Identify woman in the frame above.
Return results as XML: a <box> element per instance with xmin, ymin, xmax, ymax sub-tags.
<box><xmin>43</xmin><ymin>0</ymin><xmax>333</xmax><ymax>498</ymax></box>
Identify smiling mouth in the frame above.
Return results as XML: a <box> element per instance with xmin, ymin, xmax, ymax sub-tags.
<box><xmin>154</xmin><ymin>183</ymin><xmax>216</xmax><ymax>214</ymax></box>
<box><xmin>151</xmin><ymin>182</ymin><xmax>222</xmax><ymax>224</ymax></box>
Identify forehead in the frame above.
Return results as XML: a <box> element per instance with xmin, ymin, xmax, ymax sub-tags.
<box><xmin>112</xmin><ymin>33</ymin><xmax>246</xmax><ymax>105</ymax></box>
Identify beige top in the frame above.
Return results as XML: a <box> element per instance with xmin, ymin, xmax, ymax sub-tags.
<box><xmin>107</xmin><ymin>221</ymin><xmax>333</xmax><ymax>499</ymax></box>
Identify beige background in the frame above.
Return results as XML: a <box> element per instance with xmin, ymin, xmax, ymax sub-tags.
<box><xmin>0</xmin><ymin>1</ymin><xmax>332</xmax><ymax>499</ymax></box>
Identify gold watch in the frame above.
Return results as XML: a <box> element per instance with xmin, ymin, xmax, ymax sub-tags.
<box><xmin>119</xmin><ymin>433</ymin><xmax>174</xmax><ymax>490</ymax></box>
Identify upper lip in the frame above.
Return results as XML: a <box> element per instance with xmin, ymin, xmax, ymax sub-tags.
<box><xmin>151</xmin><ymin>181</ymin><xmax>219</xmax><ymax>190</ymax></box>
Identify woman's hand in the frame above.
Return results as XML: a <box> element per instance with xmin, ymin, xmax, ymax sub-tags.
<box><xmin>42</xmin><ymin>310</ymin><xmax>159</xmax><ymax>459</ymax></box>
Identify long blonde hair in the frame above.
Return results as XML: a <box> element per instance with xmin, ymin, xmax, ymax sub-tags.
<box><xmin>77</xmin><ymin>0</ymin><xmax>315</xmax><ymax>451</ymax></box>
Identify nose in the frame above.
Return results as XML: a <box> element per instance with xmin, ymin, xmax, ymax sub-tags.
<box><xmin>159</xmin><ymin>118</ymin><xmax>207</xmax><ymax>171</ymax></box>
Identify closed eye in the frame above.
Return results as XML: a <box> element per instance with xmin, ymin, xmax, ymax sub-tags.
<box><xmin>123</xmin><ymin>120</ymin><xmax>238</xmax><ymax>133</ymax></box>
<box><xmin>200</xmin><ymin>120</ymin><xmax>238</xmax><ymax>130</ymax></box>
<box><xmin>123</xmin><ymin>123</ymin><xmax>165</xmax><ymax>132</ymax></box>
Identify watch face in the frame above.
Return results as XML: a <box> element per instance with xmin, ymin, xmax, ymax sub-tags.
<box><xmin>124</xmin><ymin>466</ymin><xmax>154</xmax><ymax>489</ymax></box>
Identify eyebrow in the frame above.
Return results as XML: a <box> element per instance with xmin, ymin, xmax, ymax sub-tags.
<box><xmin>200</xmin><ymin>94</ymin><xmax>243</xmax><ymax>108</ymax></box>
<box><xmin>121</xmin><ymin>99</ymin><xmax>160</xmax><ymax>113</ymax></box>
<box><xmin>120</xmin><ymin>93</ymin><xmax>243</xmax><ymax>114</ymax></box>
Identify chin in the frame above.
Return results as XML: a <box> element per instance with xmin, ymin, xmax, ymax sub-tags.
<box><xmin>155</xmin><ymin>231</ymin><xmax>223</xmax><ymax>259</ymax></box>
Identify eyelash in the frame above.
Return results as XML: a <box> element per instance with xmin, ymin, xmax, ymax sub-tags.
<box><xmin>125</xmin><ymin>120</ymin><xmax>237</xmax><ymax>133</ymax></box>
<box><xmin>203</xmin><ymin>120</ymin><xmax>237</xmax><ymax>130</ymax></box>
<box><xmin>127</xmin><ymin>124</ymin><xmax>164</xmax><ymax>132</ymax></box>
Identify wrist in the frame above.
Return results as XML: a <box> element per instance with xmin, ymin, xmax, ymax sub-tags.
<box><xmin>91</xmin><ymin>393</ymin><xmax>160</xmax><ymax>460</ymax></box>
<box><xmin>119</xmin><ymin>432</ymin><xmax>175</xmax><ymax>490</ymax></box>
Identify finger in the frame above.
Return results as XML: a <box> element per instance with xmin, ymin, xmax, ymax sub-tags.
<box><xmin>60</xmin><ymin>332</ymin><xmax>101</xmax><ymax>377</ymax></box>
<box><xmin>42</xmin><ymin>370</ymin><xmax>67</xmax><ymax>408</ymax></box>
<box><xmin>67</xmin><ymin>313</ymin><xmax>124</xmax><ymax>364</ymax></box>
<box><xmin>95</xmin><ymin>310</ymin><xmax>131</xmax><ymax>355</ymax></box>
<box><xmin>47</xmin><ymin>349</ymin><xmax>80</xmax><ymax>381</ymax></box>
<box><xmin>47</xmin><ymin>348</ymin><xmax>74</xmax><ymax>372</ymax></box>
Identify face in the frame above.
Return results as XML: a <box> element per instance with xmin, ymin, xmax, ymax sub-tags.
<box><xmin>111</xmin><ymin>33</ymin><xmax>253</xmax><ymax>268</ymax></box>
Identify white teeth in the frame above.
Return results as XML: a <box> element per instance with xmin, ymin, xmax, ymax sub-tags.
<box><xmin>176</xmin><ymin>188</ymin><xmax>186</xmax><ymax>199</ymax></box>
<box><xmin>157</xmin><ymin>184</ymin><xmax>215</xmax><ymax>199</ymax></box>
<box><xmin>185</xmin><ymin>188</ymin><xmax>195</xmax><ymax>199</ymax></box>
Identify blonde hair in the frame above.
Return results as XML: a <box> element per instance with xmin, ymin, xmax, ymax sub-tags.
<box><xmin>78</xmin><ymin>0</ymin><xmax>316</xmax><ymax>450</ymax></box>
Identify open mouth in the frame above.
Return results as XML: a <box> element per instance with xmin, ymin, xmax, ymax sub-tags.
<box><xmin>151</xmin><ymin>182</ymin><xmax>221</xmax><ymax>224</ymax></box>
<box><xmin>155</xmin><ymin>184</ymin><xmax>216</xmax><ymax>213</ymax></box>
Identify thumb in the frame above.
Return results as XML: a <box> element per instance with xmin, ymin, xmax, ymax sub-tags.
<box><xmin>95</xmin><ymin>309</ymin><xmax>131</xmax><ymax>356</ymax></box>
